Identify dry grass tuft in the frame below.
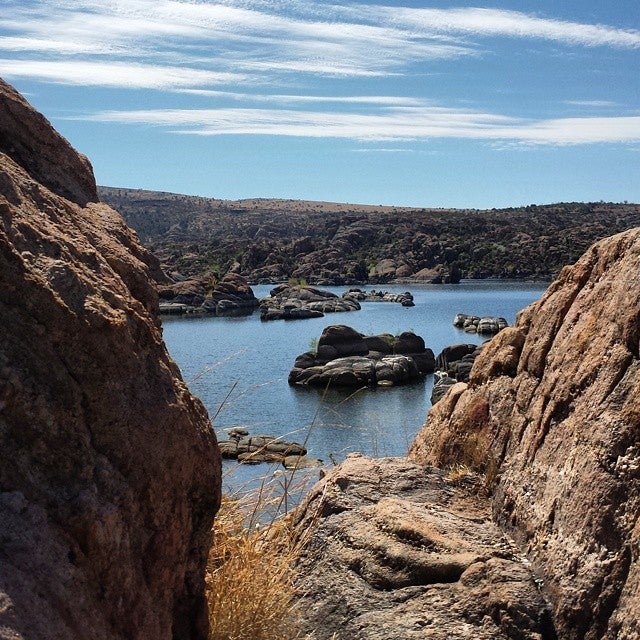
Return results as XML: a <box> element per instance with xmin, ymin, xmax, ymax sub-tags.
<box><xmin>206</xmin><ymin>484</ymin><xmax>312</xmax><ymax>640</ymax></box>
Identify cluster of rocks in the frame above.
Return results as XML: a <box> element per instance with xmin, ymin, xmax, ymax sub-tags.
<box><xmin>289</xmin><ymin>325</ymin><xmax>435</xmax><ymax>387</ymax></box>
<box><xmin>431</xmin><ymin>343</ymin><xmax>484</xmax><ymax>404</ymax></box>
<box><xmin>343</xmin><ymin>288</ymin><xmax>415</xmax><ymax>307</ymax></box>
<box><xmin>260</xmin><ymin>284</ymin><xmax>360</xmax><ymax>321</ymax></box>
<box><xmin>158</xmin><ymin>272</ymin><xmax>259</xmax><ymax>316</ymax></box>
<box><xmin>217</xmin><ymin>428</ymin><xmax>322</xmax><ymax>469</ymax></box>
<box><xmin>453</xmin><ymin>313</ymin><xmax>508</xmax><ymax>335</ymax></box>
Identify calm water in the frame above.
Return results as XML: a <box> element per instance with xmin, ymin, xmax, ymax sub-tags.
<box><xmin>161</xmin><ymin>281</ymin><xmax>546</xmax><ymax>494</ymax></box>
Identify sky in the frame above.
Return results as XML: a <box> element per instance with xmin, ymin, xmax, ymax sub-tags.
<box><xmin>1</xmin><ymin>0</ymin><xmax>639</xmax><ymax>208</ymax></box>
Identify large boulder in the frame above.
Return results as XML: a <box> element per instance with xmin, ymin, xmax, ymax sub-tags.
<box><xmin>292</xmin><ymin>455</ymin><xmax>553</xmax><ymax>639</ymax></box>
<box><xmin>0</xmin><ymin>79</ymin><xmax>220</xmax><ymax>639</ymax></box>
<box><xmin>410</xmin><ymin>228</ymin><xmax>640</xmax><ymax>639</ymax></box>
<box><xmin>201</xmin><ymin>272</ymin><xmax>259</xmax><ymax>315</ymax></box>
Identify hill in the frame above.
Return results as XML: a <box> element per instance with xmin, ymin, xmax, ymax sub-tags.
<box><xmin>98</xmin><ymin>186</ymin><xmax>640</xmax><ymax>284</ymax></box>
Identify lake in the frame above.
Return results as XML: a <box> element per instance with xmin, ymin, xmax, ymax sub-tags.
<box><xmin>161</xmin><ymin>281</ymin><xmax>547</xmax><ymax>496</ymax></box>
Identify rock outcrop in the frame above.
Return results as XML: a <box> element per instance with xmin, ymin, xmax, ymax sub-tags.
<box><xmin>0</xmin><ymin>79</ymin><xmax>220</xmax><ymax>639</ymax></box>
<box><xmin>431</xmin><ymin>343</ymin><xmax>484</xmax><ymax>404</ymax></box>
<box><xmin>260</xmin><ymin>284</ymin><xmax>360</xmax><ymax>320</ymax></box>
<box><xmin>158</xmin><ymin>272</ymin><xmax>259</xmax><ymax>315</ymax></box>
<box><xmin>453</xmin><ymin>313</ymin><xmax>508</xmax><ymax>335</ymax></box>
<box><xmin>289</xmin><ymin>325</ymin><xmax>435</xmax><ymax>387</ymax></box>
<box><xmin>292</xmin><ymin>455</ymin><xmax>554</xmax><ymax>639</ymax></box>
<box><xmin>410</xmin><ymin>228</ymin><xmax>640</xmax><ymax>639</ymax></box>
<box><xmin>343</xmin><ymin>288</ymin><xmax>415</xmax><ymax>306</ymax></box>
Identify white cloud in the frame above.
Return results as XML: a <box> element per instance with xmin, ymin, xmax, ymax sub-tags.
<box><xmin>0</xmin><ymin>58</ymin><xmax>246</xmax><ymax>89</ymax></box>
<box><xmin>564</xmin><ymin>100</ymin><xmax>620</xmax><ymax>108</ymax></box>
<box><xmin>179</xmin><ymin>90</ymin><xmax>425</xmax><ymax>107</ymax></box>
<box><xmin>346</xmin><ymin>6</ymin><xmax>640</xmax><ymax>48</ymax></box>
<box><xmin>1</xmin><ymin>0</ymin><xmax>637</xmax><ymax>90</ymax></box>
<box><xmin>75</xmin><ymin>104</ymin><xmax>640</xmax><ymax>145</ymax></box>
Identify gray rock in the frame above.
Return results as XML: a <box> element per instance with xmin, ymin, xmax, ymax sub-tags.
<box><xmin>291</xmin><ymin>455</ymin><xmax>553</xmax><ymax>640</ymax></box>
<box><xmin>282</xmin><ymin>456</ymin><xmax>323</xmax><ymax>470</ymax></box>
<box><xmin>290</xmin><ymin>326</ymin><xmax>435</xmax><ymax>387</ymax></box>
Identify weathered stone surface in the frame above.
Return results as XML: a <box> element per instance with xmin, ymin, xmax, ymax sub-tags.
<box><xmin>0</xmin><ymin>80</ymin><xmax>220</xmax><ymax>640</ymax></box>
<box><xmin>0</xmin><ymin>78</ymin><xmax>97</xmax><ymax>206</ymax></box>
<box><xmin>410</xmin><ymin>228</ymin><xmax>640</xmax><ymax>639</ymax></box>
<box><xmin>292</xmin><ymin>455</ymin><xmax>553</xmax><ymax>640</ymax></box>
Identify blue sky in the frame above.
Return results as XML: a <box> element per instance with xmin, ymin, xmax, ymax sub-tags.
<box><xmin>1</xmin><ymin>0</ymin><xmax>639</xmax><ymax>208</ymax></box>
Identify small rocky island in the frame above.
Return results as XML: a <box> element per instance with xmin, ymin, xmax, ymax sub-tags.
<box><xmin>158</xmin><ymin>271</ymin><xmax>260</xmax><ymax>315</ymax></box>
<box><xmin>289</xmin><ymin>325</ymin><xmax>435</xmax><ymax>387</ymax></box>
<box><xmin>260</xmin><ymin>283</ymin><xmax>360</xmax><ymax>320</ymax></box>
<box><xmin>453</xmin><ymin>312</ymin><xmax>508</xmax><ymax>334</ymax></box>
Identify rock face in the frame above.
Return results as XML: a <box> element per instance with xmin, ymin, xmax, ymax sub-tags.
<box><xmin>410</xmin><ymin>228</ymin><xmax>640</xmax><ymax>640</ymax></box>
<box><xmin>289</xmin><ymin>325</ymin><xmax>435</xmax><ymax>387</ymax></box>
<box><xmin>0</xmin><ymin>79</ymin><xmax>220</xmax><ymax>639</ymax></box>
<box><xmin>292</xmin><ymin>455</ymin><xmax>554</xmax><ymax>639</ymax></box>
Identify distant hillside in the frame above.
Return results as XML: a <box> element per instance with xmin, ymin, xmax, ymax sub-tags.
<box><xmin>98</xmin><ymin>186</ymin><xmax>640</xmax><ymax>285</ymax></box>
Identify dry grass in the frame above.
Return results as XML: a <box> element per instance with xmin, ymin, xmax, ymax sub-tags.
<box><xmin>206</xmin><ymin>480</ymin><xmax>313</xmax><ymax>640</ymax></box>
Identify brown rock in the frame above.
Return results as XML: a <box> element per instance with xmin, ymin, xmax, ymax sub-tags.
<box><xmin>0</xmin><ymin>78</ymin><xmax>97</xmax><ymax>206</ymax></box>
<box><xmin>292</xmin><ymin>455</ymin><xmax>553</xmax><ymax>639</ymax></box>
<box><xmin>410</xmin><ymin>228</ymin><xmax>640</xmax><ymax>639</ymax></box>
<box><xmin>0</xmin><ymin>81</ymin><xmax>220</xmax><ymax>639</ymax></box>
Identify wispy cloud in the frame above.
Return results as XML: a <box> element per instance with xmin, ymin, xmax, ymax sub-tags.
<box><xmin>1</xmin><ymin>0</ymin><xmax>638</xmax><ymax>91</ymax></box>
<box><xmin>0</xmin><ymin>58</ymin><xmax>246</xmax><ymax>89</ymax></box>
<box><xmin>564</xmin><ymin>100</ymin><xmax>620</xmax><ymax>108</ymax></box>
<box><xmin>75</xmin><ymin>104</ymin><xmax>640</xmax><ymax>145</ymax></box>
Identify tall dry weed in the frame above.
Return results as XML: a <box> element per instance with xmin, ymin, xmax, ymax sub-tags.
<box><xmin>206</xmin><ymin>491</ymin><xmax>309</xmax><ymax>640</ymax></box>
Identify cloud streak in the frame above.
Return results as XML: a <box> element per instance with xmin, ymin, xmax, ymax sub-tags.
<box><xmin>0</xmin><ymin>58</ymin><xmax>246</xmax><ymax>89</ymax></box>
<box><xmin>76</xmin><ymin>104</ymin><xmax>640</xmax><ymax>145</ymax></box>
<box><xmin>1</xmin><ymin>0</ymin><xmax>638</xmax><ymax>90</ymax></box>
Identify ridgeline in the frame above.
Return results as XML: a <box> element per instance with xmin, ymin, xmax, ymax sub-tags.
<box><xmin>99</xmin><ymin>186</ymin><xmax>640</xmax><ymax>285</ymax></box>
